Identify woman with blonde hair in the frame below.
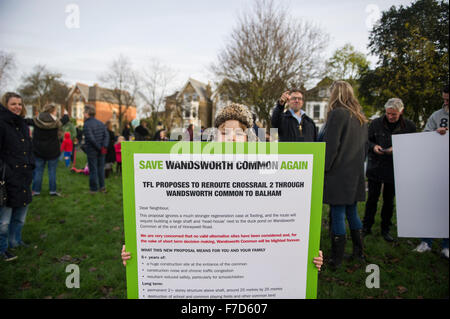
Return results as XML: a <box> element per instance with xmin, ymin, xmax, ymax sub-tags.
<box><xmin>319</xmin><ymin>81</ymin><xmax>368</xmax><ymax>270</ymax></box>
<box><xmin>0</xmin><ymin>93</ymin><xmax>34</xmax><ymax>261</ymax></box>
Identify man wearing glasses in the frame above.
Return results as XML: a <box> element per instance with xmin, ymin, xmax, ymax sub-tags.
<box><xmin>271</xmin><ymin>89</ymin><xmax>317</xmax><ymax>142</ymax></box>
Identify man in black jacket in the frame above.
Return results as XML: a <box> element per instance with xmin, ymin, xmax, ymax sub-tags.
<box><xmin>271</xmin><ymin>89</ymin><xmax>317</xmax><ymax>142</ymax></box>
<box><xmin>134</xmin><ymin>120</ymin><xmax>150</xmax><ymax>141</ymax></box>
<box><xmin>83</xmin><ymin>105</ymin><xmax>109</xmax><ymax>194</ymax></box>
<box><xmin>363</xmin><ymin>98</ymin><xmax>416</xmax><ymax>242</ymax></box>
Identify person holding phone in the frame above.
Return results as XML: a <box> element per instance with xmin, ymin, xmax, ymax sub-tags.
<box><xmin>363</xmin><ymin>98</ymin><xmax>416</xmax><ymax>242</ymax></box>
<box><xmin>271</xmin><ymin>89</ymin><xmax>317</xmax><ymax>142</ymax></box>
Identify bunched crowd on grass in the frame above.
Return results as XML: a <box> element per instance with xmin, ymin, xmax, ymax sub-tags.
<box><xmin>1</xmin><ymin>82</ymin><xmax>448</xmax><ymax>280</ymax></box>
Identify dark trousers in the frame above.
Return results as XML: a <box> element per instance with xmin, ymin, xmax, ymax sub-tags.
<box><xmin>87</xmin><ymin>153</ymin><xmax>105</xmax><ymax>192</ymax></box>
<box><xmin>363</xmin><ymin>179</ymin><xmax>395</xmax><ymax>233</ymax></box>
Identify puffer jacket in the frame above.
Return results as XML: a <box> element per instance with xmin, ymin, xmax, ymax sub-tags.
<box><xmin>83</xmin><ymin>117</ymin><xmax>109</xmax><ymax>154</ymax></box>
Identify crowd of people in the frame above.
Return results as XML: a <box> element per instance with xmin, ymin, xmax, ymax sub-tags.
<box><xmin>122</xmin><ymin>82</ymin><xmax>449</xmax><ymax>271</ymax></box>
<box><xmin>1</xmin><ymin>82</ymin><xmax>448</xmax><ymax>273</ymax></box>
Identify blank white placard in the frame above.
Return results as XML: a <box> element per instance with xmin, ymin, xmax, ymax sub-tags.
<box><xmin>392</xmin><ymin>132</ymin><xmax>449</xmax><ymax>238</ymax></box>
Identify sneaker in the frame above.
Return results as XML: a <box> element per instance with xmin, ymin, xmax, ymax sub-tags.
<box><xmin>2</xmin><ymin>250</ymin><xmax>18</xmax><ymax>261</ymax></box>
<box><xmin>413</xmin><ymin>241</ymin><xmax>432</xmax><ymax>253</ymax></box>
<box><xmin>49</xmin><ymin>192</ymin><xmax>62</xmax><ymax>197</ymax></box>
<box><xmin>99</xmin><ymin>188</ymin><xmax>107</xmax><ymax>193</ymax></box>
<box><xmin>32</xmin><ymin>191</ymin><xmax>40</xmax><ymax>196</ymax></box>
<box><xmin>441</xmin><ymin>248</ymin><xmax>449</xmax><ymax>259</ymax></box>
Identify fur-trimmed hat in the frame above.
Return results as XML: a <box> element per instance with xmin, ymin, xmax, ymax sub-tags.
<box><xmin>214</xmin><ymin>103</ymin><xmax>254</xmax><ymax>129</ymax></box>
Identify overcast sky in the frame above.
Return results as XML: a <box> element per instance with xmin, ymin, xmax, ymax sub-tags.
<box><xmin>0</xmin><ymin>0</ymin><xmax>415</xmax><ymax>93</ymax></box>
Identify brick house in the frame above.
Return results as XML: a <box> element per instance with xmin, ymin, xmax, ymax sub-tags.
<box><xmin>66</xmin><ymin>83</ymin><xmax>137</xmax><ymax>131</ymax></box>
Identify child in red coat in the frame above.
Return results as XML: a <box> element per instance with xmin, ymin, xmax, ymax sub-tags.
<box><xmin>60</xmin><ymin>132</ymin><xmax>74</xmax><ymax>167</ymax></box>
<box><xmin>114</xmin><ymin>136</ymin><xmax>125</xmax><ymax>175</ymax></box>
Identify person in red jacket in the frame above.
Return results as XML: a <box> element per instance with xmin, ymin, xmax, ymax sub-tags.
<box><xmin>60</xmin><ymin>132</ymin><xmax>73</xmax><ymax>168</ymax></box>
<box><xmin>114</xmin><ymin>136</ymin><xmax>125</xmax><ymax>175</ymax></box>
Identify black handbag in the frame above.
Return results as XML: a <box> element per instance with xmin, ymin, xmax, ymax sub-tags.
<box><xmin>0</xmin><ymin>162</ymin><xmax>7</xmax><ymax>207</ymax></box>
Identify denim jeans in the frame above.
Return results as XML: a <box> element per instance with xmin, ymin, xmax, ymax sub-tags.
<box><xmin>422</xmin><ymin>238</ymin><xmax>449</xmax><ymax>249</ymax></box>
<box><xmin>330</xmin><ymin>203</ymin><xmax>363</xmax><ymax>235</ymax></box>
<box><xmin>87</xmin><ymin>153</ymin><xmax>105</xmax><ymax>191</ymax></box>
<box><xmin>0</xmin><ymin>205</ymin><xmax>29</xmax><ymax>253</ymax></box>
<box><xmin>32</xmin><ymin>156</ymin><xmax>58</xmax><ymax>194</ymax></box>
<box><xmin>63</xmin><ymin>152</ymin><xmax>72</xmax><ymax>167</ymax></box>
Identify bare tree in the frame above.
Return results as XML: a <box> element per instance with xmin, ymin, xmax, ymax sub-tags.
<box><xmin>18</xmin><ymin>64</ymin><xmax>67</xmax><ymax>114</ymax></box>
<box><xmin>138</xmin><ymin>59</ymin><xmax>177</xmax><ymax>135</ymax></box>
<box><xmin>99</xmin><ymin>55</ymin><xmax>139</xmax><ymax>132</ymax></box>
<box><xmin>211</xmin><ymin>0</ymin><xmax>329</xmax><ymax>127</ymax></box>
<box><xmin>0</xmin><ymin>50</ymin><xmax>16</xmax><ymax>94</ymax></box>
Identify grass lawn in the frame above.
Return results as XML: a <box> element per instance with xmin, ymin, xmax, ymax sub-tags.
<box><xmin>0</xmin><ymin>150</ymin><xmax>448</xmax><ymax>299</ymax></box>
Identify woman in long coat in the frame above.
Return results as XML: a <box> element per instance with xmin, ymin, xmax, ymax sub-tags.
<box><xmin>104</xmin><ymin>121</ymin><xmax>116</xmax><ymax>178</ymax></box>
<box><xmin>0</xmin><ymin>92</ymin><xmax>35</xmax><ymax>261</ymax></box>
<box><xmin>320</xmin><ymin>81</ymin><xmax>368</xmax><ymax>270</ymax></box>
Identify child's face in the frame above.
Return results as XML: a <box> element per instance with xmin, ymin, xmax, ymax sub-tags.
<box><xmin>217</xmin><ymin>120</ymin><xmax>247</xmax><ymax>142</ymax></box>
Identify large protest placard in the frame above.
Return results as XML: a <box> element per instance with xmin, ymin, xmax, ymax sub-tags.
<box><xmin>122</xmin><ymin>141</ymin><xmax>325</xmax><ymax>299</ymax></box>
<box><xmin>393</xmin><ymin>132</ymin><xmax>449</xmax><ymax>238</ymax></box>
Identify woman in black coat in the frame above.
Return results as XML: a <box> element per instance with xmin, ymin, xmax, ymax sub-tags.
<box><xmin>0</xmin><ymin>93</ymin><xmax>35</xmax><ymax>261</ymax></box>
<box><xmin>104</xmin><ymin>121</ymin><xmax>116</xmax><ymax>178</ymax></box>
<box><xmin>319</xmin><ymin>81</ymin><xmax>368</xmax><ymax>270</ymax></box>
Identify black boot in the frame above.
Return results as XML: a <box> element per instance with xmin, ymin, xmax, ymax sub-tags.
<box><xmin>381</xmin><ymin>229</ymin><xmax>394</xmax><ymax>242</ymax></box>
<box><xmin>350</xmin><ymin>229</ymin><xmax>365</xmax><ymax>262</ymax></box>
<box><xmin>329</xmin><ymin>234</ymin><xmax>346</xmax><ymax>270</ymax></box>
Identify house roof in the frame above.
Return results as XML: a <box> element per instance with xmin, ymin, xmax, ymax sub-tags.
<box><xmin>165</xmin><ymin>91</ymin><xmax>179</xmax><ymax>102</ymax></box>
<box><xmin>306</xmin><ymin>77</ymin><xmax>334</xmax><ymax>101</ymax></box>
<box><xmin>89</xmin><ymin>85</ymin><xmax>117</xmax><ymax>104</ymax></box>
<box><xmin>68</xmin><ymin>82</ymin><xmax>135</xmax><ymax>106</ymax></box>
<box><xmin>314</xmin><ymin>76</ymin><xmax>334</xmax><ymax>88</ymax></box>
<box><xmin>176</xmin><ymin>78</ymin><xmax>210</xmax><ymax>101</ymax></box>
<box><xmin>67</xmin><ymin>83</ymin><xmax>90</xmax><ymax>102</ymax></box>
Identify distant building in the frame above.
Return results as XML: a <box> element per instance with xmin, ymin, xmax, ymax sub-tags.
<box><xmin>163</xmin><ymin>78</ymin><xmax>214</xmax><ymax>131</ymax></box>
<box><xmin>66</xmin><ymin>83</ymin><xmax>137</xmax><ymax>130</ymax></box>
<box><xmin>176</xmin><ymin>78</ymin><xmax>213</xmax><ymax>128</ymax></box>
<box><xmin>304</xmin><ymin>77</ymin><xmax>334</xmax><ymax>131</ymax></box>
<box><xmin>160</xmin><ymin>77</ymin><xmax>335</xmax><ymax>134</ymax></box>
<box><xmin>160</xmin><ymin>91</ymin><xmax>181</xmax><ymax>133</ymax></box>
<box><xmin>211</xmin><ymin>81</ymin><xmax>233</xmax><ymax>124</ymax></box>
